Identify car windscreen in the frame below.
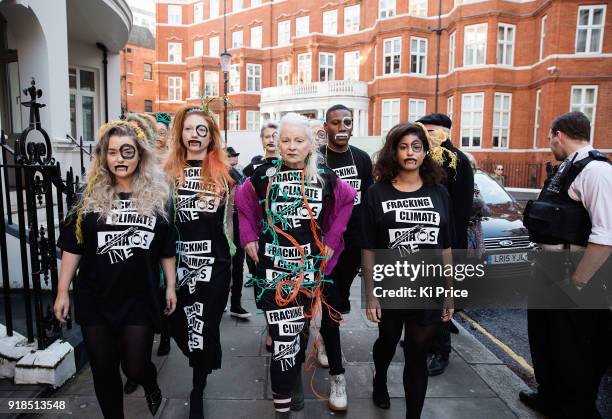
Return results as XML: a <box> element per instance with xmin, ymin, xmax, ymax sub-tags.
<box><xmin>475</xmin><ymin>172</ymin><xmax>514</xmax><ymax>205</ymax></box>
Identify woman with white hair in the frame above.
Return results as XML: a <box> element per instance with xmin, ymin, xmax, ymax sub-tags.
<box><xmin>236</xmin><ymin>113</ymin><xmax>355</xmax><ymax>417</ymax></box>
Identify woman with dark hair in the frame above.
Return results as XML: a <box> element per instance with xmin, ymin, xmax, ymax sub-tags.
<box><xmin>362</xmin><ymin>122</ymin><xmax>454</xmax><ymax>418</ymax></box>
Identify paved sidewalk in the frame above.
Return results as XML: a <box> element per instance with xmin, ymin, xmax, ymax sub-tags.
<box><xmin>31</xmin><ymin>282</ymin><xmax>543</xmax><ymax>419</ymax></box>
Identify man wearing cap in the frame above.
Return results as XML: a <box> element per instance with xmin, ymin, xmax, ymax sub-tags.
<box><xmin>225</xmin><ymin>146</ymin><xmax>251</xmax><ymax>318</ymax></box>
<box><xmin>415</xmin><ymin>113</ymin><xmax>474</xmax><ymax>376</ymax></box>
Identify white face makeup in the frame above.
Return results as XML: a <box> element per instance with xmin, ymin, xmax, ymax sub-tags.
<box><xmin>156</xmin><ymin>122</ymin><xmax>168</xmax><ymax>149</ymax></box>
<box><xmin>107</xmin><ymin>135</ymin><xmax>140</xmax><ymax>181</ymax></box>
<box><xmin>278</xmin><ymin>123</ymin><xmax>312</xmax><ymax>169</ymax></box>
<box><xmin>182</xmin><ymin>113</ymin><xmax>210</xmax><ymax>159</ymax></box>
<box><xmin>396</xmin><ymin>134</ymin><xmax>425</xmax><ymax>172</ymax></box>
<box><xmin>261</xmin><ymin>127</ymin><xmax>278</xmax><ymax>153</ymax></box>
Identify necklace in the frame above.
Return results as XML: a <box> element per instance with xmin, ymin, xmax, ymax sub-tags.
<box><xmin>325</xmin><ymin>144</ymin><xmax>357</xmax><ymax>173</ymax></box>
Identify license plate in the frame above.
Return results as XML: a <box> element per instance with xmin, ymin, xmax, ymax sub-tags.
<box><xmin>487</xmin><ymin>252</ymin><xmax>529</xmax><ymax>264</ymax></box>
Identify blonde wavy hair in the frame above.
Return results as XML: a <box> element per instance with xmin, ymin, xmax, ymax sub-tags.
<box><xmin>77</xmin><ymin>123</ymin><xmax>169</xmax><ymax>238</ymax></box>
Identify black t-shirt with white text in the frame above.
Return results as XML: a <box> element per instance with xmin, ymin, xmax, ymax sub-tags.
<box><xmin>320</xmin><ymin>145</ymin><xmax>373</xmax><ymax>246</ymax></box>
<box><xmin>59</xmin><ymin>193</ymin><xmax>176</xmax><ymax>329</ymax></box>
<box><xmin>362</xmin><ymin>182</ymin><xmax>452</xmax><ymax>252</ymax></box>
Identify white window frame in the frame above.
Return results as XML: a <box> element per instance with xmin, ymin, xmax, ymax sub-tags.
<box><xmin>379</xmin><ymin>0</ymin><xmax>396</xmax><ymax>18</ymax></box>
<box><xmin>193</xmin><ymin>39</ymin><xmax>203</xmax><ymax>57</ymax></box>
<box><xmin>232</xmin><ymin>0</ymin><xmax>243</xmax><ymax>12</ymax></box>
<box><xmin>194</xmin><ymin>2</ymin><xmax>203</xmax><ymax>23</ymax></box>
<box><xmin>533</xmin><ymin>89</ymin><xmax>541</xmax><ymax>148</ymax></box>
<box><xmin>296</xmin><ymin>16</ymin><xmax>310</xmax><ymax>37</ymax></box>
<box><xmin>460</xmin><ymin>92</ymin><xmax>484</xmax><ymax>148</ymax></box>
<box><xmin>277</xmin><ymin>61</ymin><xmax>290</xmax><ymax>86</ymax></box>
<box><xmin>204</xmin><ymin>71</ymin><xmax>219</xmax><ymax>97</ymax></box>
<box><xmin>449</xmin><ymin>31</ymin><xmax>456</xmax><ymax>71</ymax></box>
<box><xmin>246</xmin><ymin>64</ymin><xmax>262</xmax><ymax>92</ymax></box>
<box><xmin>251</xmin><ymin>26</ymin><xmax>263</xmax><ymax>48</ymax></box>
<box><xmin>344</xmin><ymin>5</ymin><xmax>360</xmax><ymax>34</ymax></box>
<box><xmin>323</xmin><ymin>10</ymin><xmax>338</xmax><ymax>35</ymax></box>
<box><xmin>69</xmin><ymin>67</ymin><xmax>99</xmax><ymax>142</ymax></box>
<box><xmin>464</xmin><ymin>23</ymin><xmax>487</xmax><ymax>66</ymax></box>
<box><xmin>251</xmin><ymin>0</ymin><xmax>261</xmax><ymax>5</ymax></box>
<box><xmin>278</xmin><ymin>20</ymin><xmax>291</xmax><ymax>46</ymax></box>
<box><xmin>229</xmin><ymin>110</ymin><xmax>240</xmax><ymax>130</ymax></box>
<box><xmin>409</xmin><ymin>0</ymin><xmax>427</xmax><ymax>17</ymax></box>
<box><xmin>143</xmin><ymin>63</ymin><xmax>153</xmax><ymax>81</ymax></box>
<box><xmin>229</xmin><ymin>64</ymin><xmax>240</xmax><ymax>93</ymax></box>
<box><xmin>168</xmin><ymin>5</ymin><xmax>182</xmax><ymax>24</ymax></box>
<box><xmin>570</xmin><ymin>85</ymin><xmax>598</xmax><ymax>141</ymax></box>
<box><xmin>492</xmin><ymin>93</ymin><xmax>511</xmax><ymax>148</ymax></box>
<box><xmin>497</xmin><ymin>23</ymin><xmax>515</xmax><ymax>66</ymax></box>
<box><xmin>344</xmin><ymin>51</ymin><xmax>360</xmax><ymax>81</ymax></box>
<box><xmin>210</xmin><ymin>0</ymin><xmax>219</xmax><ymax>18</ymax></box>
<box><xmin>247</xmin><ymin>111</ymin><xmax>261</xmax><ymax>131</ymax></box>
<box><xmin>189</xmin><ymin>70</ymin><xmax>200</xmax><ymax>98</ymax></box>
<box><xmin>408</xmin><ymin>98</ymin><xmax>426</xmax><ymax>122</ymax></box>
<box><xmin>410</xmin><ymin>37</ymin><xmax>427</xmax><ymax>75</ymax></box>
<box><xmin>575</xmin><ymin>5</ymin><xmax>606</xmax><ymax>54</ymax></box>
<box><xmin>297</xmin><ymin>53</ymin><xmax>312</xmax><ymax>84</ymax></box>
<box><xmin>383</xmin><ymin>37</ymin><xmax>402</xmax><ymax>75</ymax></box>
<box><xmin>319</xmin><ymin>52</ymin><xmax>335</xmax><ymax>82</ymax></box>
<box><xmin>209</xmin><ymin>36</ymin><xmax>219</xmax><ymax>57</ymax></box>
<box><xmin>232</xmin><ymin>30</ymin><xmax>243</xmax><ymax>48</ymax></box>
<box><xmin>168</xmin><ymin>76</ymin><xmax>182</xmax><ymax>101</ymax></box>
<box><xmin>539</xmin><ymin>15</ymin><xmax>547</xmax><ymax>60</ymax></box>
<box><xmin>168</xmin><ymin>42</ymin><xmax>182</xmax><ymax>63</ymax></box>
<box><xmin>381</xmin><ymin>98</ymin><xmax>400</xmax><ymax>136</ymax></box>
<box><xmin>447</xmin><ymin>96</ymin><xmax>454</xmax><ymax>122</ymax></box>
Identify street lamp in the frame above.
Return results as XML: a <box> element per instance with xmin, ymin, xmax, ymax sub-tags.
<box><xmin>220</xmin><ymin>51</ymin><xmax>231</xmax><ymax>147</ymax></box>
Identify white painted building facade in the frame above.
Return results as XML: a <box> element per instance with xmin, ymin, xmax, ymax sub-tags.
<box><xmin>0</xmin><ymin>0</ymin><xmax>132</xmax><ymax>170</ymax></box>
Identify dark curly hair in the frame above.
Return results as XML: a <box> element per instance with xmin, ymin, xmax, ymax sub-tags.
<box><xmin>374</xmin><ymin>123</ymin><xmax>446</xmax><ymax>186</ymax></box>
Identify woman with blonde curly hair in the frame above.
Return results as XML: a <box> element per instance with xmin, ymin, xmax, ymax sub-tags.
<box><xmin>163</xmin><ymin>104</ymin><xmax>235</xmax><ymax>419</ymax></box>
<box><xmin>54</xmin><ymin>121</ymin><xmax>178</xmax><ymax>418</ymax></box>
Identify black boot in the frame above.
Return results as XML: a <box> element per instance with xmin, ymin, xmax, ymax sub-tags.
<box><xmin>145</xmin><ymin>386</ymin><xmax>162</xmax><ymax>416</ymax></box>
<box><xmin>372</xmin><ymin>375</ymin><xmax>390</xmax><ymax>409</ymax></box>
<box><xmin>428</xmin><ymin>354</ymin><xmax>449</xmax><ymax>377</ymax></box>
<box><xmin>124</xmin><ymin>379</ymin><xmax>139</xmax><ymax>394</ymax></box>
<box><xmin>519</xmin><ymin>390</ymin><xmax>554</xmax><ymax>416</ymax></box>
<box><xmin>189</xmin><ymin>388</ymin><xmax>204</xmax><ymax>419</ymax></box>
<box><xmin>157</xmin><ymin>336</ymin><xmax>171</xmax><ymax>356</ymax></box>
<box><xmin>290</xmin><ymin>369</ymin><xmax>304</xmax><ymax>411</ymax></box>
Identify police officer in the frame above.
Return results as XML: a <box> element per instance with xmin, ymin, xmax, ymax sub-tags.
<box><xmin>415</xmin><ymin>113</ymin><xmax>474</xmax><ymax>376</ymax></box>
<box><xmin>522</xmin><ymin>111</ymin><xmax>612</xmax><ymax>418</ymax></box>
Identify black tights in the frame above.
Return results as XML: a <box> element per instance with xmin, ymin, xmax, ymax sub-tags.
<box><xmin>81</xmin><ymin>324</ymin><xmax>158</xmax><ymax>419</ymax></box>
<box><xmin>372</xmin><ymin>315</ymin><xmax>438</xmax><ymax>419</ymax></box>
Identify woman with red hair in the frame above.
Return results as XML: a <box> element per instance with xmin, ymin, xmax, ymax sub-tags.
<box><xmin>163</xmin><ymin>105</ymin><xmax>235</xmax><ymax>419</ymax></box>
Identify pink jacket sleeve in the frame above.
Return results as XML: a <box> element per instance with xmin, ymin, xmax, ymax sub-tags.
<box><xmin>235</xmin><ymin>178</ymin><xmax>263</xmax><ymax>247</ymax></box>
<box><xmin>321</xmin><ymin>178</ymin><xmax>357</xmax><ymax>275</ymax></box>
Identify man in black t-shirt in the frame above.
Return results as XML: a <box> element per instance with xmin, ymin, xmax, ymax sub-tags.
<box><xmin>319</xmin><ymin>104</ymin><xmax>374</xmax><ymax>411</ymax></box>
<box><xmin>415</xmin><ymin>113</ymin><xmax>474</xmax><ymax>377</ymax></box>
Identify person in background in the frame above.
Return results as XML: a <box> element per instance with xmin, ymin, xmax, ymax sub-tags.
<box><xmin>310</xmin><ymin>119</ymin><xmax>328</xmax><ymax>147</ymax></box>
<box><xmin>492</xmin><ymin>165</ymin><xmax>506</xmax><ymax>186</ymax></box>
<box><xmin>155</xmin><ymin>112</ymin><xmax>172</xmax><ymax>153</ymax></box>
<box><xmin>225</xmin><ymin>146</ymin><xmax>251</xmax><ymax>319</ymax></box>
<box><xmin>241</xmin><ymin>120</ymin><xmax>280</xmax><ymax>351</ymax></box>
<box><xmin>521</xmin><ymin>111</ymin><xmax>612</xmax><ymax>418</ymax></box>
<box><xmin>415</xmin><ymin>113</ymin><xmax>474</xmax><ymax>377</ymax></box>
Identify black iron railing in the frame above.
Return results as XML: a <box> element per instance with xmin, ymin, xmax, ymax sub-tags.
<box><xmin>0</xmin><ymin>79</ymin><xmax>80</xmax><ymax>350</ymax></box>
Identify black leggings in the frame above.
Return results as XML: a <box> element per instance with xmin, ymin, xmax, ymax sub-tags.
<box><xmin>320</xmin><ymin>300</ymin><xmax>344</xmax><ymax>375</ymax></box>
<box><xmin>372</xmin><ymin>314</ymin><xmax>438</xmax><ymax>419</ymax></box>
<box><xmin>81</xmin><ymin>324</ymin><xmax>158</xmax><ymax>419</ymax></box>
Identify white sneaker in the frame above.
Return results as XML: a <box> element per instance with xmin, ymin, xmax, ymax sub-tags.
<box><xmin>329</xmin><ymin>374</ymin><xmax>347</xmax><ymax>411</ymax></box>
<box><xmin>316</xmin><ymin>340</ymin><xmax>329</xmax><ymax>368</ymax></box>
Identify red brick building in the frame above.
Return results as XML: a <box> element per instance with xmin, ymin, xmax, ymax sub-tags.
<box><xmin>121</xmin><ymin>26</ymin><xmax>157</xmax><ymax>114</ymax></box>
<box><xmin>153</xmin><ymin>0</ymin><xmax>611</xmax><ymax>185</ymax></box>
